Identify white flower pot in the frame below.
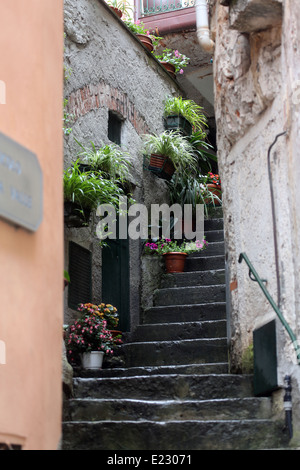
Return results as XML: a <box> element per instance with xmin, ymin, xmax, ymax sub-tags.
<box><xmin>81</xmin><ymin>351</ymin><xmax>104</xmax><ymax>369</ymax></box>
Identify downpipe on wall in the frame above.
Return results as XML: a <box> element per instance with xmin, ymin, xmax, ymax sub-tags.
<box><xmin>284</xmin><ymin>375</ymin><xmax>293</xmax><ymax>439</ymax></box>
<box><xmin>196</xmin><ymin>0</ymin><xmax>215</xmax><ymax>53</ymax></box>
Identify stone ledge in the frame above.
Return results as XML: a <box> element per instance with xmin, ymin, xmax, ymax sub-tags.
<box><xmin>229</xmin><ymin>0</ymin><xmax>283</xmax><ymax>33</ymax></box>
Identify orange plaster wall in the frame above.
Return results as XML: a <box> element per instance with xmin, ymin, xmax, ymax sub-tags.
<box><xmin>0</xmin><ymin>0</ymin><xmax>64</xmax><ymax>450</ymax></box>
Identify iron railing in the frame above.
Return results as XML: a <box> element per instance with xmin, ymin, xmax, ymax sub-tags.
<box><xmin>238</xmin><ymin>252</ymin><xmax>300</xmax><ymax>366</ymax></box>
<box><xmin>140</xmin><ymin>0</ymin><xmax>195</xmax><ymax>16</ymax></box>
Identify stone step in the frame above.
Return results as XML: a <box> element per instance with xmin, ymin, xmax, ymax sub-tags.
<box><xmin>185</xmin><ymin>254</ymin><xmax>225</xmax><ymax>272</ymax></box>
<box><xmin>65</xmin><ymin>396</ymin><xmax>273</xmax><ymax>422</ymax></box>
<box><xmin>161</xmin><ymin>269</ymin><xmax>225</xmax><ymax>288</ymax></box>
<box><xmin>73</xmin><ymin>374</ymin><xmax>253</xmax><ymax>401</ymax></box>
<box><xmin>121</xmin><ymin>337</ymin><xmax>228</xmax><ymax>367</ymax></box>
<box><xmin>62</xmin><ymin>419</ymin><xmax>289</xmax><ymax>450</ymax></box>
<box><xmin>153</xmin><ymin>285</ymin><xmax>226</xmax><ymax>307</ymax></box>
<box><xmin>143</xmin><ymin>302</ymin><xmax>226</xmax><ymax>324</ymax></box>
<box><xmin>130</xmin><ymin>320</ymin><xmax>226</xmax><ymax>342</ymax></box>
<box><xmin>204</xmin><ymin>217</ymin><xmax>224</xmax><ymax>231</ymax></box>
<box><xmin>74</xmin><ymin>362</ymin><xmax>229</xmax><ymax>378</ymax></box>
<box><xmin>205</xmin><ymin>229</ymin><xmax>224</xmax><ymax>242</ymax></box>
<box><xmin>195</xmin><ymin>241</ymin><xmax>224</xmax><ymax>257</ymax></box>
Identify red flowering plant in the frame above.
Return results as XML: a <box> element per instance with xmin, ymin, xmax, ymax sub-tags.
<box><xmin>207</xmin><ymin>172</ymin><xmax>221</xmax><ymax>186</ymax></box>
<box><xmin>65</xmin><ymin>314</ymin><xmax>114</xmax><ymax>366</ymax></box>
<box><xmin>78</xmin><ymin>302</ymin><xmax>119</xmax><ymax>330</ymax></box>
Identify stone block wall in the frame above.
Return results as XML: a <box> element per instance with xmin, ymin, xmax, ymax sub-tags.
<box><xmin>211</xmin><ymin>0</ymin><xmax>300</xmax><ymax>441</ymax></box>
<box><xmin>63</xmin><ymin>0</ymin><xmax>182</xmax><ymax>330</ymax></box>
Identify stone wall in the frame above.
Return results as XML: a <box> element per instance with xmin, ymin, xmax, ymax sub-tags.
<box><xmin>211</xmin><ymin>0</ymin><xmax>300</xmax><ymax>441</ymax></box>
<box><xmin>63</xmin><ymin>0</ymin><xmax>182</xmax><ymax>330</ymax></box>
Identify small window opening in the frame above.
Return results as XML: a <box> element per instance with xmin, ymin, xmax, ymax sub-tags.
<box><xmin>108</xmin><ymin>111</ymin><xmax>122</xmax><ymax>145</ymax></box>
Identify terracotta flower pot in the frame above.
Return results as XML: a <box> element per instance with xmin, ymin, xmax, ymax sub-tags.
<box><xmin>160</xmin><ymin>61</ymin><xmax>176</xmax><ymax>79</ymax></box>
<box><xmin>148</xmin><ymin>154</ymin><xmax>175</xmax><ymax>181</ymax></box>
<box><xmin>163</xmin><ymin>252</ymin><xmax>187</xmax><ymax>273</ymax></box>
<box><xmin>136</xmin><ymin>34</ymin><xmax>154</xmax><ymax>52</ymax></box>
<box><xmin>110</xmin><ymin>7</ymin><xmax>122</xmax><ymax>18</ymax></box>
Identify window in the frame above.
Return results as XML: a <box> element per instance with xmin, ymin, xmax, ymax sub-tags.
<box><xmin>108</xmin><ymin>111</ymin><xmax>122</xmax><ymax>145</ymax></box>
<box><xmin>68</xmin><ymin>242</ymin><xmax>92</xmax><ymax>310</ymax></box>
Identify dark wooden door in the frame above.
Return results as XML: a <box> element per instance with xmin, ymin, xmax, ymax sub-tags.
<box><xmin>102</xmin><ymin>235</ymin><xmax>130</xmax><ymax>332</ymax></box>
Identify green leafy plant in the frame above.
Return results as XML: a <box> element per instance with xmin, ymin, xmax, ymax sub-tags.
<box><xmin>188</xmin><ymin>131</ymin><xmax>217</xmax><ymax>174</ymax></box>
<box><xmin>63</xmin><ymin>99</ymin><xmax>74</xmax><ymax>136</ymax></box>
<box><xmin>123</xmin><ymin>19</ymin><xmax>148</xmax><ymax>34</ymax></box>
<box><xmin>164</xmin><ymin>96</ymin><xmax>207</xmax><ymax>132</ymax></box>
<box><xmin>153</xmin><ymin>48</ymin><xmax>190</xmax><ymax>74</ymax></box>
<box><xmin>142</xmin><ymin>130</ymin><xmax>197</xmax><ymax>174</ymax></box>
<box><xmin>75</xmin><ymin>140</ymin><xmax>133</xmax><ymax>184</ymax></box>
<box><xmin>63</xmin><ymin>160</ymin><xmax>124</xmax><ymax>213</ymax></box>
<box><xmin>123</xmin><ymin>19</ymin><xmax>163</xmax><ymax>48</ymax></box>
<box><xmin>167</xmin><ymin>173</ymin><xmax>222</xmax><ymax>217</ymax></box>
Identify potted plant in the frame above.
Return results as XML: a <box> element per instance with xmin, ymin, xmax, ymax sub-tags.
<box><xmin>144</xmin><ymin>237</ymin><xmax>208</xmax><ymax>273</ymax></box>
<box><xmin>77</xmin><ymin>302</ymin><xmax>122</xmax><ymax>340</ymax></box>
<box><xmin>105</xmin><ymin>0</ymin><xmax>133</xmax><ymax>18</ymax></box>
<box><xmin>167</xmin><ymin>173</ymin><xmax>222</xmax><ymax>220</ymax></box>
<box><xmin>164</xmin><ymin>96</ymin><xmax>208</xmax><ymax>135</ymax></box>
<box><xmin>63</xmin><ymin>160</ymin><xmax>123</xmax><ymax>227</ymax></box>
<box><xmin>65</xmin><ymin>315</ymin><xmax>115</xmax><ymax>369</ymax></box>
<box><xmin>123</xmin><ymin>19</ymin><xmax>163</xmax><ymax>52</ymax></box>
<box><xmin>75</xmin><ymin>140</ymin><xmax>133</xmax><ymax>184</ymax></box>
<box><xmin>153</xmin><ymin>48</ymin><xmax>190</xmax><ymax>78</ymax></box>
<box><xmin>142</xmin><ymin>130</ymin><xmax>197</xmax><ymax>181</ymax></box>
<box><xmin>205</xmin><ymin>172</ymin><xmax>222</xmax><ymax>205</ymax></box>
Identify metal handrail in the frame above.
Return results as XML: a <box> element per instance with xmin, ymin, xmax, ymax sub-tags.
<box><xmin>238</xmin><ymin>252</ymin><xmax>300</xmax><ymax>366</ymax></box>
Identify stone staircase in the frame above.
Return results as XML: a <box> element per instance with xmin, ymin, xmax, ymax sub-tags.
<box><xmin>62</xmin><ymin>212</ymin><xmax>289</xmax><ymax>450</ymax></box>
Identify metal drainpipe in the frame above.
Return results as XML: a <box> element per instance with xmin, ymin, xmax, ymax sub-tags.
<box><xmin>284</xmin><ymin>375</ymin><xmax>293</xmax><ymax>439</ymax></box>
<box><xmin>196</xmin><ymin>0</ymin><xmax>215</xmax><ymax>53</ymax></box>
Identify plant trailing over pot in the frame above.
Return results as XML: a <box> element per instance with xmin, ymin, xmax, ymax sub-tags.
<box><xmin>142</xmin><ymin>130</ymin><xmax>197</xmax><ymax>181</ymax></box>
<box><xmin>63</xmin><ymin>160</ymin><xmax>124</xmax><ymax>227</ymax></box>
<box><xmin>153</xmin><ymin>48</ymin><xmax>190</xmax><ymax>76</ymax></box>
<box><xmin>65</xmin><ymin>315</ymin><xmax>115</xmax><ymax>368</ymax></box>
<box><xmin>163</xmin><ymin>96</ymin><xmax>208</xmax><ymax>134</ymax></box>
<box><xmin>123</xmin><ymin>19</ymin><xmax>162</xmax><ymax>52</ymax></box>
<box><xmin>144</xmin><ymin>237</ymin><xmax>208</xmax><ymax>273</ymax></box>
<box><xmin>75</xmin><ymin>140</ymin><xmax>133</xmax><ymax>184</ymax></box>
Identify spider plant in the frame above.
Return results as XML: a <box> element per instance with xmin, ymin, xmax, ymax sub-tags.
<box><xmin>167</xmin><ymin>173</ymin><xmax>222</xmax><ymax>218</ymax></box>
<box><xmin>142</xmin><ymin>130</ymin><xmax>197</xmax><ymax>174</ymax></box>
<box><xmin>164</xmin><ymin>96</ymin><xmax>208</xmax><ymax>132</ymax></box>
<box><xmin>64</xmin><ymin>160</ymin><xmax>123</xmax><ymax>213</ymax></box>
<box><xmin>75</xmin><ymin>140</ymin><xmax>133</xmax><ymax>184</ymax></box>
<box><xmin>188</xmin><ymin>130</ymin><xmax>217</xmax><ymax>174</ymax></box>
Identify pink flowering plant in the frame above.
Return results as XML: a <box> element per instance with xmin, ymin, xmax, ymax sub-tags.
<box><xmin>144</xmin><ymin>237</ymin><xmax>208</xmax><ymax>255</ymax></box>
<box><xmin>153</xmin><ymin>48</ymin><xmax>190</xmax><ymax>74</ymax></box>
<box><xmin>65</xmin><ymin>314</ymin><xmax>115</xmax><ymax>366</ymax></box>
<box><xmin>123</xmin><ymin>19</ymin><xmax>163</xmax><ymax>48</ymax></box>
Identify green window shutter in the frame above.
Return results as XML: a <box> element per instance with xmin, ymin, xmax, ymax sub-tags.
<box><xmin>68</xmin><ymin>241</ymin><xmax>92</xmax><ymax>310</ymax></box>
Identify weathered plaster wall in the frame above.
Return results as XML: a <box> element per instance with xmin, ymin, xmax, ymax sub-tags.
<box><xmin>0</xmin><ymin>0</ymin><xmax>63</xmax><ymax>450</ymax></box>
<box><xmin>63</xmin><ymin>0</ymin><xmax>181</xmax><ymax>330</ymax></box>
<box><xmin>211</xmin><ymin>0</ymin><xmax>300</xmax><ymax>441</ymax></box>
